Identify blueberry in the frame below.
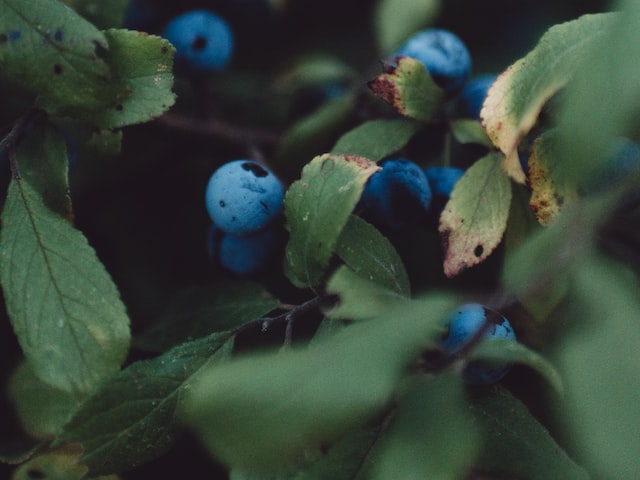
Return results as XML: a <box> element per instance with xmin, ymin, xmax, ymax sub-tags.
<box><xmin>218</xmin><ymin>227</ymin><xmax>280</xmax><ymax>276</ymax></box>
<box><xmin>441</xmin><ymin>303</ymin><xmax>517</xmax><ymax>385</ymax></box>
<box><xmin>357</xmin><ymin>158</ymin><xmax>432</xmax><ymax>229</ymax></box>
<box><xmin>163</xmin><ymin>10</ymin><xmax>234</xmax><ymax>73</ymax></box>
<box><xmin>394</xmin><ymin>29</ymin><xmax>472</xmax><ymax>95</ymax></box>
<box><xmin>205</xmin><ymin>159</ymin><xmax>285</xmax><ymax>236</ymax></box>
<box><xmin>456</xmin><ymin>74</ymin><xmax>497</xmax><ymax>119</ymax></box>
<box><xmin>425</xmin><ymin>166</ymin><xmax>465</xmax><ymax>216</ymax></box>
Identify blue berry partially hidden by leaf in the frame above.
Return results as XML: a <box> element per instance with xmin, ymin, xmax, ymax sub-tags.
<box><xmin>163</xmin><ymin>10</ymin><xmax>234</xmax><ymax>73</ymax></box>
<box><xmin>441</xmin><ymin>303</ymin><xmax>517</xmax><ymax>385</ymax></box>
<box><xmin>425</xmin><ymin>166</ymin><xmax>465</xmax><ymax>216</ymax></box>
<box><xmin>205</xmin><ymin>159</ymin><xmax>285</xmax><ymax>236</ymax></box>
<box><xmin>219</xmin><ymin>227</ymin><xmax>280</xmax><ymax>276</ymax></box>
<box><xmin>456</xmin><ymin>74</ymin><xmax>497</xmax><ymax>119</ymax></box>
<box><xmin>357</xmin><ymin>158</ymin><xmax>432</xmax><ymax>229</ymax></box>
<box><xmin>394</xmin><ymin>29</ymin><xmax>472</xmax><ymax>95</ymax></box>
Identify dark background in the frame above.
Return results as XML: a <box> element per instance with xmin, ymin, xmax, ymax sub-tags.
<box><xmin>0</xmin><ymin>0</ymin><xmax>612</xmax><ymax>478</ymax></box>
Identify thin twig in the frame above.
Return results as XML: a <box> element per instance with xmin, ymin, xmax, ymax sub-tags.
<box><xmin>0</xmin><ymin>107</ymin><xmax>44</xmax><ymax>179</ymax></box>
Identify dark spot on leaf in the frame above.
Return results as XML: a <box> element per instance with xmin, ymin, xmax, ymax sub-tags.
<box><xmin>474</xmin><ymin>245</ymin><xmax>484</xmax><ymax>257</ymax></box>
<box><xmin>192</xmin><ymin>35</ymin><xmax>207</xmax><ymax>52</ymax></box>
<box><xmin>54</xmin><ymin>28</ymin><xmax>63</xmax><ymax>41</ymax></box>
<box><xmin>9</xmin><ymin>30</ymin><xmax>21</xmax><ymax>41</ymax></box>
<box><xmin>27</xmin><ymin>469</ymin><xmax>45</xmax><ymax>479</ymax></box>
<box><xmin>0</xmin><ymin>34</ymin><xmax>7</xmax><ymax>44</ymax></box>
<box><xmin>161</xmin><ymin>46</ymin><xmax>168</xmax><ymax>54</ymax></box>
<box><xmin>241</xmin><ymin>162</ymin><xmax>268</xmax><ymax>177</ymax></box>
<box><xmin>219</xmin><ymin>200</ymin><xmax>226</xmax><ymax>207</ymax></box>
<box><xmin>53</xmin><ymin>64</ymin><xmax>63</xmax><ymax>75</ymax></box>
<box><xmin>115</xmin><ymin>104</ymin><xmax>123</xmax><ymax>111</ymax></box>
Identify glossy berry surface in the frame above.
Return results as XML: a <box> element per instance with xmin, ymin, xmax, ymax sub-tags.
<box><xmin>441</xmin><ymin>303</ymin><xmax>517</xmax><ymax>385</ymax></box>
<box><xmin>357</xmin><ymin>158</ymin><xmax>432</xmax><ymax>229</ymax></box>
<box><xmin>205</xmin><ymin>160</ymin><xmax>284</xmax><ymax>236</ymax></box>
<box><xmin>395</xmin><ymin>28</ymin><xmax>471</xmax><ymax>95</ymax></box>
<box><xmin>163</xmin><ymin>10</ymin><xmax>234</xmax><ymax>73</ymax></box>
<box><xmin>457</xmin><ymin>74</ymin><xmax>497</xmax><ymax>119</ymax></box>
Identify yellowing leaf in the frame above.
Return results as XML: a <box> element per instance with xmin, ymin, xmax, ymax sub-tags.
<box><xmin>439</xmin><ymin>152</ymin><xmax>512</xmax><ymax>278</ymax></box>
<box><xmin>481</xmin><ymin>13</ymin><xmax>618</xmax><ymax>184</ymax></box>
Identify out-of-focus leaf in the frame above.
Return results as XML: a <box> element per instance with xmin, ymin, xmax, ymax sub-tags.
<box><xmin>284</xmin><ymin>153</ymin><xmax>380</xmax><ymax>288</ymax></box>
<box><xmin>0</xmin><ymin>124</ymin><xmax>130</xmax><ymax>396</ymax></box>
<box><xmin>58</xmin><ymin>333</ymin><xmax>233</xmax><ymax>476</ymax></box>
<box><xmin>62</xmin><ymin>0</ymin><xmax>129</xmax><ymax>29</ymax></box>
<box><xmin>368</xmin><ymin>56</ymin><xmax>444</xmax><ymax>121</ymax></box>
<box><xmin>482</xmin><ymin>13</ymin><xmax>617</xmax><ymax>183</ymax></box>
<box><xmin>179</xmin><ymin>295</ymin><xmax>456</xmax><ymax>471</ymax></box>
<box><xmin>372</xmin><ymin>373</ymin><xmax>478</xmax><ymax>480</ymax></box>
<box><xmin>8</xmin><ymin>362</ymin><xmax>81</xmax><ymax>439</ymax></box>
<box><xmin>11</xmin><ymin>445</ymin><xmax>88</xmax><ymax>480</ymax></box>
<box><xmin>553</xmin><ymin>254</ymin><xmax>640</xmax><ymax>479</ymax></box>
<box><xmin>334</xmin><ymin>215</ymin><xmax>410</xmax><ymax>296</ymax></box>
<box><xmin>468</xmin><ymin>386</ymin><xmax>589</xmax><ymax>479</ymax></box>
<box><xmin>527</xmin><ymin>131</ymin><xmax>578</xmax><ymax>225</ymax></box>
<box><xmin>0</xmin><ymin>0</ymin><xmax>112</xmax><ymax>109</ymax></box>
<box><xmin>275</xmin><ymin>53</ymin><xmax>356</xmax><ymax>90</ymax></box>
<box><xmin>325</xmin><ymin>266</ymin><xmax>408</xmax><ymax>321</ymax></box>
<box><xmin>332</xmin><ymin>118</ymin><xmax>421</xmax><ymax>162</ymax></box>
<box><xmin>374</xmin><ymin>0</ymin><xmax>441</xmax><ymax>55</ymax></box>
<box><xmin>135</xmin><ymin>281</ymin><xmax>279</xmax><ymax>352</ymax></box>
<box><xmin>439</xmin><ymin>152</ymin><xmax>512</xmax><ymax>278</ymax></box>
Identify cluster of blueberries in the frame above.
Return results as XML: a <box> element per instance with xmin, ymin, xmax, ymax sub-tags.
<box><xmin>192</xmin><ymin>23</ymin><xmax>515</xmax><ymax>384</ymax></box>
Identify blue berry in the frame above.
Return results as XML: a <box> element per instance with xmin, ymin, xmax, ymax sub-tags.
<box><xmin>163</xmin><ymin>10</ymin><xmax>234</xmax><ymax>73</ymax></box>
<box><xmin>457</xmin><ymin>74</ymin><xmax>497</xmax><ymax>119</ymax></box>
<box><xmin>357</xmin><ymin>158</ymin><xmax>432</xmax><ymax>229</ymax></box>
<box><xmin>425</xmin><ymin>166</ymin><xmax>465</xmax><ymax>198</ymax></box>
<box><xmin>205</xmin><ymin>159</ymin><xmax>285</xmax><ymax>236</ymax></box>
<box><xmin>395</xmin><ymin>29</ymin><xmax>472</xmax><ymax>95</ymax></box>
<box><xmin>218</xmin><ymin>227</ymin><xmax>280</xmax><ymax>276</ymax></box>
<box><xmin>441</xmin><ymin>303</ymin><xmax>517</xmax><ymax>385</ymax></box>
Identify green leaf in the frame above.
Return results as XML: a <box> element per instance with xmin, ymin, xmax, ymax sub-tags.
<box><xmin>57</xmin><ymin>28</ymin><xmax>176</xmax><ymax>128</ymax></box>
<box><xmin>0</xmin><ymin>126</ymin><xmax>130</xmax><ymax>396</ymax></box>
<box><xmin>372</xmin><ymin>373</ymin><xmax>479</xmax><ymax>480</ymax></box>
<box><xmin>449</xmin><ymin>119</ymin><xmax>492</xmax><ymax>147</ymax></box>
<box><xmin>553</xmin><ymin>254</ymin><xmax>640</xmax><ymax>479</ymax></box>
<box><xmin>8</xmin><ymin>362</ymin><xmax>81</xmax><ymax>439</ymax></box>
<box><xmin>374</xmin><ymin>0</ymin><xmax>441</xmax><ymax>55</ymax></box>
<box><xmin>275</xmin><ymin>53</ymin><xmax>356</xmax><ymax>90</ymax></box>
<box><xmin>58</xmin><ymin>332</ymin><xmax>234</xmax><ymax>476</ymax></box>
<box><xmin>527</xmin><ymin>130</ymin><xmax>578</xmax><ymax>225</ymax></box>
<box><xmin>555</xmin><ymin>2</ymin><xmax>640</xmax><ymax>187</ymax></box>
<box><xmin>331</xmin><ymin>118</ymin><xmax>422</xmax><ymax>162</ymax></box>
<box><xmin>62</xmin><ymin>0</ymin><xmax>129</xmax><ymax>29</ymax></box>
<box><xmin>135</xmin><ymin>281</ymin><xmax>280</xmax><ymax>352</ymax></box>
<box><xmin>179</xmin><ymin>295</ymin><xmax>456</xmax><ymax>471</ymax></box>
<box><xmin>275</xmin><ymin>94</ymin><xmax>356</xmax><ymax>179</ymax></box>
<box><xmin>468</xmin><ymin>386</ymin><xmax>588</xmax><ymax>480</ymax></box>
<box><xmin>482</xmin><ymin>13</ymin><xmax>618</xmax><ymax>183</ymax></box>
<box><xmin>368</xmin><ymin>56</ymin><xmax>444</xmax><ymax>121</ymax></box>
<box><xmin>0</xmin><ymin>0</ymin><xmax>112</xmax><ymax>109</ymax></box>
<box><xmin>439</xmin><ymin>152</ymin><xmax>512</xmax><ymax>278</ymax></box>
<box><xmin>284</xmin><ymin>153</ymin><xmax>380</xmax><ymax>288</ymax></box>
<box><xmin>334</xmin><ymin>215</ymin><xmax>410</xmax><ymax>296</ymax></box>
<box><xmin>469</xmin><ymin>338</ymin><xmax>563</xmax><ymax>393</ymax></box>
<box><xmin>11</xmin><ymin>445</ymin><xmax>89</xmax><ymax>480</ymax></box>
<box><xmin>325</xmin><ymin>266</ymin><xmax>408</xmax><ymax>321</ymax></box>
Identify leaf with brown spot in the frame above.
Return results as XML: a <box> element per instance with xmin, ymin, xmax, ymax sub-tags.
<box><xmin>439</xmin><ymin>152</ymin><xmax>512</xmax><ymax>278</ymax></box>
<box><xmin>481</xmin><ymin>13</ymin><xmax>618</xmax><ymax>184</ymax></box>
<box><xmin>528</xmin><ymin>131</ymin><xmax>578</xmax><ymax>225</ymax></box>
<box><xmin>368</xmin><ymin>56</ymin><xmax>444</xmax><ymax>121</ymax></box>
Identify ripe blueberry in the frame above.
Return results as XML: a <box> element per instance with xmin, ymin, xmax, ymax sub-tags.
<box><xmin>357</xmin><ymin>158</ymin><xmax>432</xmax><ymax>229</ymax></box>
<box><xmin>394</xmin><ymin>29</ymin><xmax>472</xmax><ymax>95</ymax></box>
<box><xmin>456</xmin><ymin>74</ymin><xmax>497</xmax><ymax>119</ymax></box>
<box><xmin>425</xmin><ymin>166</ymin><xmax>465</xmax><ymax>215</ymax></box>
<box><xmin>441</xmin><ymin>303</ymin><xmax>517</xmax><ymax>385</ymax></box>
<box><xmin>163</xmin><ymin>10</ymin><xmax>234</xmax><ymax>73</ymax></box>
<box><xmin>205</xmin><ymin>159</ymin><xmax>284</xmax><ymax>236</ymax></box>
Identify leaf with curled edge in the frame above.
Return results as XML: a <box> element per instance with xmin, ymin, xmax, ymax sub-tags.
<box><xmin>439</xmin><ymin>152</ymin><xmax>512</xmax><ymax>278</ymax></box>
<box><xmin>481</xmin><ymin>13</ymin><xmax>618</xmax><ymax>184</ymax></box>
<box><xmin>368</xmin><ymin>56</ymin><xmax>444</xmax><ymax>121</ymax></box>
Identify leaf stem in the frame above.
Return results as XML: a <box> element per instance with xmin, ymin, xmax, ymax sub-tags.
<box><xmin>0</xmin><ymin>107</ymin><xmax>44</xmax><ymax>179</ymax></box>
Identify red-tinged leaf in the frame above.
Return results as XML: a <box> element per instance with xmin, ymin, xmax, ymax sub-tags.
<box><xmin>439</xmin><ymin>152</ymin><xmax>512</xmax><ymax>278</ymax></box>
<box><xmin>481</xmin><ymin>13</ymin><xmax>618</xmax><ymax>184</ymax></box>
<box><xmin>368</xmin><ymin>56</ymin><xmax>444</xmax><ymax>121</ymax></box>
